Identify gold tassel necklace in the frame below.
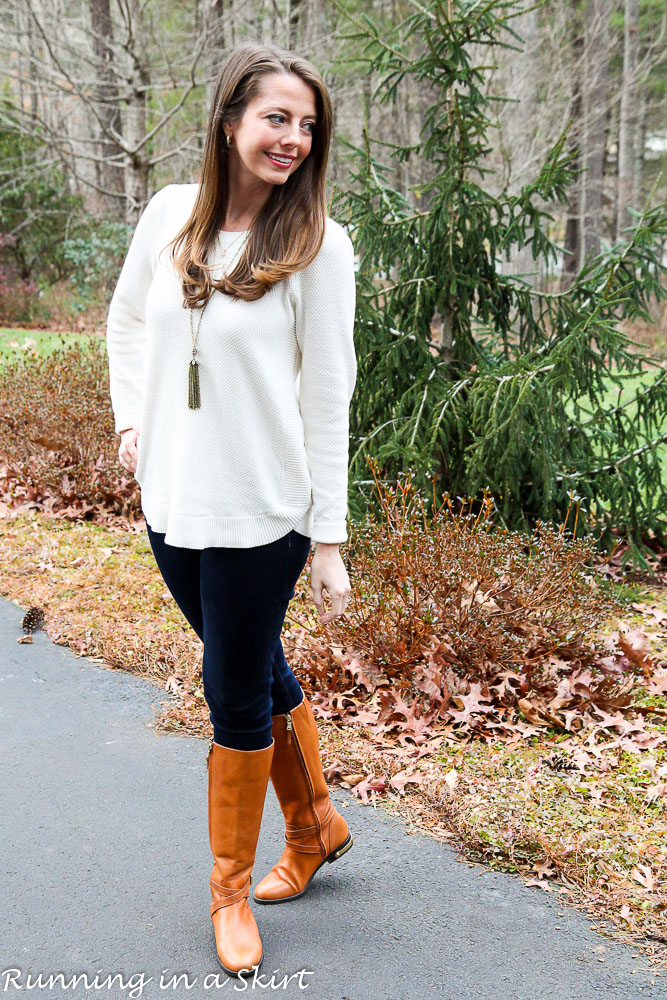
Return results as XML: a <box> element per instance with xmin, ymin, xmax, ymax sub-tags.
<box><xmin>187</xmin><ymin>228</ymin><xmax>251</xmax><ymax>410</ymax></box>
<box><xmin>188</xmin><ymin>299</ymin><xmax>206</xmax><ymax>409</ymax></box>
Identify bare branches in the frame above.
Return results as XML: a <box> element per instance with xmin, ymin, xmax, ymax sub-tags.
<box><xmin>0</xmin><ymin>0</ymin><xmax>250</xmax><ymax>213</ymax></box>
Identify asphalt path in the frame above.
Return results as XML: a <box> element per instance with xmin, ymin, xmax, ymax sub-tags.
<box><xmin>0</xmin><ymin>594</ymin><xmax>663</xmax><ymax>999</ymax></box>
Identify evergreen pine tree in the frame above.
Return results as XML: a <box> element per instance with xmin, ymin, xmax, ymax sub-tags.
<box><xmin>332</xmin><ymin>0</ymin><xmax>666</xmax><ymax>570</ymax></box>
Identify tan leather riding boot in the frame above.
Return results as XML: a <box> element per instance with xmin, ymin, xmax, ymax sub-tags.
<box><xmin>253</xmin><ymin>695</ymin><xmax>353</xmax><ymax>904</ymax></box>
<box><xmin>207</xmin><ymin>738</ymin><xmax>274</xmax><ymax>976</ymax></box>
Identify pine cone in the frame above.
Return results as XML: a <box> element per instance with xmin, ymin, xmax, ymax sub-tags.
<box><xmin>544</xmin><ymin>752</ymin><xmax>577</xmax><ymax>773</ymax></box>
<box><xmin>21</xmin><ymin>606</ymin><xmax>45</xmax><ymax>634</ymax></box>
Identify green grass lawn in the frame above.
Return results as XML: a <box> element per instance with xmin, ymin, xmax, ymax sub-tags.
<box><xmin>0</xmin><ymin>328</ymin><xmax>101</xmax><ymax>366</ymax></box>
<box><xmin>560</xmin><ymin>364</ymin><xmax>667</xmax><ymax>506</ymax></box>
<box><xmin>566</xmin><ymin>365</ymin><xmax>663</xmax><ymax>413</ymax></box>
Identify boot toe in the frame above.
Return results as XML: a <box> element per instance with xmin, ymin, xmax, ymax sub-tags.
<box><xmin>253</xmin><ymin>871</ymin><xmax>280</xmax><ymax>900</ymax></box>
<box><xmin>253</xmin><ymin>865</ymin><xmax>302</xmax><ymax>901</ymax></box>
<box><xmin>212</xmin><ymin>901</ymin><xmax>263</xmax><ymax>975</ymax></box>
<box><xmin>254</xmin><ymin>862</ymin><xmax>310</xmax><ymax>903</ymax></box>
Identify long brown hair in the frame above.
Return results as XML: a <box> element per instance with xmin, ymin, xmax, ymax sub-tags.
<box><xmin>167</xmin><ymin>41</ymin><xmax>333</xmax><ymax>307</ymax></box>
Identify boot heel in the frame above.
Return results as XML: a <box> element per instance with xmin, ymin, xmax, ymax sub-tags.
<box><xmin>327</xmin><ymin>833</ymin><xmax>353</xmax><ymax>863</ymax></box>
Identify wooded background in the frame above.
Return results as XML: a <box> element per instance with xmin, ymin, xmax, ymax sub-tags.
<box><xmin>1</xmin><ymin>0</ymin><xmax>664</xmax><ymax>265</ymax></box>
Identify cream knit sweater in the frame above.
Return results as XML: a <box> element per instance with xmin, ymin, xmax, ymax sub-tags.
<box><xmin>105</xmin><ymin>183</ymin><xmax>357</xmax><ymax>548</ymax></box>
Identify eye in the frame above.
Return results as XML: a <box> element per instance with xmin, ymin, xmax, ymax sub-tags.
<box><xmin>268</xmin><ymin>113</ymin><xmax>315</xmax><ymax>134</ymax></box>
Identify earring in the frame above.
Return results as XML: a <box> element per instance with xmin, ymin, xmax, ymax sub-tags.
<box><xmin>226</xmin><ymin>133</ymin><xmax>232</xmax><ymax>146</ymax></box>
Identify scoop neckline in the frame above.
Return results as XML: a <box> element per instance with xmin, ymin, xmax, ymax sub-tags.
<box><xmin>218</xmin><ymin>228</ymin><xmax>250</xmax><ymax>235</ymax></box>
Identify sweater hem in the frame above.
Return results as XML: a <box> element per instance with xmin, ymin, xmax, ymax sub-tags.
<box><xmin>141</xmin><ymin>496</ymin><xmax>313</xmax><ymax>549</ymax></box>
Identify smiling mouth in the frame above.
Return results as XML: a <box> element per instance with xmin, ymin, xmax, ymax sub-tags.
<box><xmin>265</xmin><ymin>152</ymin><xmax>294</xmax><ymax>166</ymax></box>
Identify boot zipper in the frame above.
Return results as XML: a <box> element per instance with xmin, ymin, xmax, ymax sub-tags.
<box><xmin>286</xmin><ymin>710</ymin><xmax>326</xmax><ymax>855</ymax></box>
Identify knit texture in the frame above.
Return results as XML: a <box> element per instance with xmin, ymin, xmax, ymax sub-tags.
<box><xmin>105</xmin><ymin>183</ymin><xmax>357</xmax><ymax>548</ymax></box>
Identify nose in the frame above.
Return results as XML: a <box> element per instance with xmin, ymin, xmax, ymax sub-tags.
<box><xmin>281</xmin><ymin>121</ymin><xmax>301</xmax><ymax>150</ymax></box>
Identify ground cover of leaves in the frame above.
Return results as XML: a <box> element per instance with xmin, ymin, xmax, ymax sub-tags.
<box><xmin>0</xmin><ymin>509</ymin><xmax>665</xmax><ymax>975</ymax></box>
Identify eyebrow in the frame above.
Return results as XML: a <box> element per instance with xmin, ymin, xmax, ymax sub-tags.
<box><xmin>264</xmin><ymin>105</ymin><xmax>317</xmax><ymax>122</ymax></box>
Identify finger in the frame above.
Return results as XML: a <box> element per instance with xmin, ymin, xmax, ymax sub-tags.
<box><xmin>320</xmin><ymin>594</ymin><xmax>342</xmax><ymax>623</ymax></box>
<box><xmin>330</xmin><ymin>593</ymin><xmax>345</xmax><ymax>618</ymax></box>
<box><xmin>316</xmin><ymin>592</ymin><xmax>334</xmax><ymax>621</ymax></box>
<box><xmin>311</xmin><ymin>582</ymin><xmax>324</xmax><ymax>618</ymax></box>
<box><xmin>325</xmin><ymin>591</ymin><xmax>351</xmax><ymax>622</ymax></box>
<box><xmin>118</xmin><ymin>446</ymin><xmax>135</xmax><ymax>473</ymax></box>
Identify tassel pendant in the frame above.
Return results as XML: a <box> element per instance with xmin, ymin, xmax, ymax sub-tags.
<box><xmin>188</xmin><ymin>359</ymin><xmax>201</xmax><ymax>409</ymax></box>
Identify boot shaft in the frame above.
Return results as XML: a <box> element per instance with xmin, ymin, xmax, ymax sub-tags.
<box><xmin>270</xmin><ymin>697</ymin><xmax>330</xmax><ymax>829</ymax></box>
<box><xmin>207</xmin><ymin>740</ymin><xmax>274</xmax><ymax>874</ymax></box>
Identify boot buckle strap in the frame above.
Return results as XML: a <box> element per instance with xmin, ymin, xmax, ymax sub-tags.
<box><xmin>285</xmin><ymin>801</ymin><xmax>334</xmax><ymax>838</ymax></box>
<box><xmin>284</xmin><ymin>823</ymin><xmax>328</xmax><ymax>853</ymax></box>
<box><xmin>209</xmin><ymin>874</ymin><xmax>251</xmax><ymax>916</ymax></box>
<box><xmin>284</xmin><ymin>839</ymin><xmax>326</xmax><ymax>854</ymax></box>
<box><xmin>286</xmin><ymin>822</ymin><xmax>319</xmax><ymax>836</ymax></box>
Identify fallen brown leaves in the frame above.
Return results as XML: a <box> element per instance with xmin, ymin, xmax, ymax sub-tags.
<box><xmin>0</xmin><ymin>341</ymin><xmax>142</xmax><ymax>522</ymax></box>
<box><xmin>285</xmin><ymin>467</ymin><xmax>666</xmax><ymax>765</ymax></box>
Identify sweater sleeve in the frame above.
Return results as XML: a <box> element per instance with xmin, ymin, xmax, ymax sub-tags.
<box><xmin>292</xmin><ymin>221</ymin><xmax>358</xmax><ymax>544</ymax></box>
<box><xmin>105</xmin><ymin>186</ymin><xmax>170</xmax><ymax>434</ymax></box>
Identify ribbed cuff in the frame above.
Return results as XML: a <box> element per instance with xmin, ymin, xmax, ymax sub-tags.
<box><xmin>310</xmin><ymin>521</ymin><xmax>348</xmax><ymax>544</ymax></box>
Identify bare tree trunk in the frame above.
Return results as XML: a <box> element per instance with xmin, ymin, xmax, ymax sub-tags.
<box><xmin>392</xmin><ymin>81</ymin><xmax>411</xmax><ymax>197</ymax></box>
<box><xmin>616</xmin><ymin>0</ymin><xmax>639</xmax><ymax>241</ymax></box>
<box><xmin>124</xmin><ymin>0</ymin><xmax>150</xmax><ymax>221</ymax></box>
<box><xmin>287</xmin><ymin>0</ymin><xmax>302</xmax><ymax>48</ymax></box>
<box><xmin>268</xmin><ymin>0</ymin><xmax>279</xmax><ymax>43</ymax></box>
<box><xmin>581</xmin><ymin>0</ymin><xmax>609</xmax><ymax>263</ymax></box>
<box><xmin>89</xmin><ymin>0</ymin><xmax>125</xmax><ymax>209</ymax></box>
<box><xmin>17</xmin><ymin>2</ymin><xmax>40</xmax><ymax>120</ymax></box>
<box><xmin>496</xmin><ymin>5</ymin><xmax>540</xmax><ymax>287</ymax></box>
<box><xmin>203</xmin><ymin>0</ymin><xmax>226</xmax><ymax>129</ymax></box>
<box><xmin>561</xmin><ymin>1</ymin><xmax>584</xmax><ymax>290</ymax></box>
<box><xmin>632</xmin><ymin>82</ymin><xmax>646</xmax><ymax>211</ymax></box>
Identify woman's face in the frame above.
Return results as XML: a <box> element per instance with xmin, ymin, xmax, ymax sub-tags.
<box><xmin>226</xmin><ymin>71</ymin><xmax>317</xmax><ymax>187</ymax></box>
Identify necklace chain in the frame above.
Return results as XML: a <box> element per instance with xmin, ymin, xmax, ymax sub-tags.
<box><xmin>187</xmin><ymin>229</ymin><xmax>250</xmax><ymax>409</ymax></box>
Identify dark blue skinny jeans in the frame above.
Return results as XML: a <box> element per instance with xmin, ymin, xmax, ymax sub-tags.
<box><xmin>145</xmin><ymin>523</ymin><xmax>310</xmax><ymax>751</ymax></box>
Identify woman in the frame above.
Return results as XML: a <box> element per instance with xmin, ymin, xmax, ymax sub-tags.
<box><xmin>105</xmin><ymin>41</ymin><xmax>356</xmax><ymax>979</ymax></box>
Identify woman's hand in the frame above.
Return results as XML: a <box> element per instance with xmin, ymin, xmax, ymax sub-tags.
<box><xmin>310</xmin><ymin>543</ymin><xmax>351</xmax><ymax>623</ymax></box>
<box><xmin>118</xmin><ymin>426</ymin><xmax>140</xmax><ymax>474</ymax></box>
